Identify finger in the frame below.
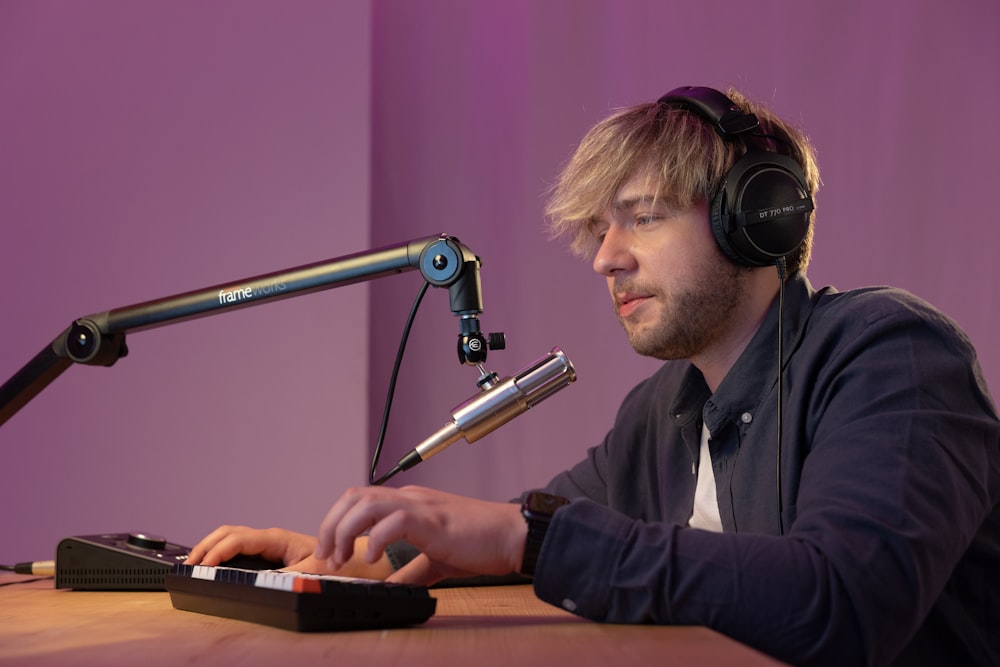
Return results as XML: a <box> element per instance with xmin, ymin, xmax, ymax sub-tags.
<box><xmin>317</xmin><ymin>487</ymin><xmax>406</xmax><ymax>565</ymax></box>
<box><xmin>277</xmin><ymin>531</ymin><xmax>320</xmax><ymax>565</ymax></box>
<box><xmin>198</xmin><ymin>533</ymin><xmax>250</xmax><ymax>566</ymax></box>
<box><xmin>363</xmin><ymin>505</ymin><xmax>426</xmax><ymax>558</ymax></box>
<box><xmin>184</xmin><ymin>525</ymin><xmax>243</xmax><ymax>564</ymax></box>
<box><xmin>330</xmin><ymin>498</ymin><xmax>396</xmax><ymax>566</ymax></box>
<box><xmin>315</xmin><ymin>487</ymin><xmax>371</xmax><ymax>560</ymax></box>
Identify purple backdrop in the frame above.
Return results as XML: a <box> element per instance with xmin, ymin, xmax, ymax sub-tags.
<box><xmin>2</xmin><ymin>0</ymin><xmax>998</xmax><ymax>562</ymax></box>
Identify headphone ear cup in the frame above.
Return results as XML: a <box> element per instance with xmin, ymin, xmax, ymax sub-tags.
<box><xmin>713</xmin><ymin>152</ymin><xmax>812</xmax><ymax>267</ymax></box>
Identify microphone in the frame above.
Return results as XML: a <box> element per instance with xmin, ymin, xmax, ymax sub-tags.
<box><xmin>391</xmin><ymin>348</ymin><xmax>576</xmax><ymax>474</ymax></box>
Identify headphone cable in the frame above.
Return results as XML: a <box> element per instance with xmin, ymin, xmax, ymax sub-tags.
<box><xmin>775</xmin><ymin>257</ymin><xmax>787</xmax><ymax>535</ymax></box>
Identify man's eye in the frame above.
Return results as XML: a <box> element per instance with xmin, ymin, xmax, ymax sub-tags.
<box><xmin>635</xmin><ymin>214</ymin><xmax>659</xmax><ymax>226</ymax></box>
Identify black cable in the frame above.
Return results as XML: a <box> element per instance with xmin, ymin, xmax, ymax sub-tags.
<box><xmin>368</xmin><ymin>280</ymin><xmax>431</xmax><ymax>486</ymax></box>
<box><xmin>1</xmin><ymin>562</ymin><xmax>54</xmax><ymax>586</ymax></box>
<box><xmin>0</xmin><ymin>576</ymin><xmax>52</xmax><ymax>587</ymax></box>
<box><xmin>775</xmin><ymin>257</ymin><xmax>787</xmax><ymax>535</ymax></box>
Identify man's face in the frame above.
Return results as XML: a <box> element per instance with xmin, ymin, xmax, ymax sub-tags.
<box><xmin>589</xmin><ymin>173</ymin><xmax>746</xmax><ymax>361</ymax></box>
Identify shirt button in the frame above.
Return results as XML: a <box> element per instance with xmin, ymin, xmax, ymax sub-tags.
<box><xmin>562</xmin><ymin>598</ymin><xmax>578</xmax><ymax>612</ymax></box>
<box><xmin>741</xmin><ymin>411</ymin><xmax>753</xmax><ymax>424</ymax></box>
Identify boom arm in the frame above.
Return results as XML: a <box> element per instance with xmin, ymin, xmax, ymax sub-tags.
<box><xmin>0</xmin><ymin>234</ymin><xmax>500</xmax><ymax>427</ymax></box>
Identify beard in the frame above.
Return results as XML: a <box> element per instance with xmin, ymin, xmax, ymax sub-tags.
<box><xmin>614</xmin><ymin>259</ymin><xmax>746</xmax><ymax>361</ymax></box>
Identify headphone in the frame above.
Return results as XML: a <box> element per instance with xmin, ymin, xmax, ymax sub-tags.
<box><xmin>657</xmin><ymin>86</ymin><xmax>814</xmax><ymax>267</ymax></box>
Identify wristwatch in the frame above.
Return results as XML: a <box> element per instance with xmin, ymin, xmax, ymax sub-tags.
<box><xmin>520</xmin><ymin>492</ymin><xmax>570</xmax><ymax>576</ymax></box>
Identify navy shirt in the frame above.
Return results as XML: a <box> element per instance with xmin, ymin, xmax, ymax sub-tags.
<box><xmin>530</xmin><ymin>274</ymin><xmax>1000</xmax><ymax>666</ymax></box>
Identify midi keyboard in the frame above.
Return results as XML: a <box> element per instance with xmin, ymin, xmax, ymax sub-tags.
<box><xmin>166</xmin><ymin>564</ymin><xmax>436</xmax><ymax>631</ymax></box>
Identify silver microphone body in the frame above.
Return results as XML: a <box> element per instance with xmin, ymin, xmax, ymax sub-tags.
<box><xmin>407</xmin><ymin>347</ymin><xmax>576</xmax><ymax>465</ymax></box>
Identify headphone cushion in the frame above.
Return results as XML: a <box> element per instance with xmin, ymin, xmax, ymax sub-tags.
<box><xmin>710</xmin><ymin>183</ymin><xmax>744</xmax><ymax>265</ymax></box>
<box><xmin>711</xmin><ymin>152</ymin><xmax>811</xmax><ymax>267</ymax></box>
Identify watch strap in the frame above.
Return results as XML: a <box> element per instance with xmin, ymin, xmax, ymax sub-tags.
<box><xmin>520</xmin><ymin>493</ymin><xmax>569</xmax><ymax>576</ymax></box>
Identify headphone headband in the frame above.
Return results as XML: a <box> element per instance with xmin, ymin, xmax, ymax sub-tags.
<box><xmin>658</xmin><ymin>86</ymin><xmax>760</xmax><ymax>138</ymax></box>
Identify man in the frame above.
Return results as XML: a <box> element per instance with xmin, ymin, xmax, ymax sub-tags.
<box><xmin>186</xmin><ymin>87</ymin><xmax>999</xmax><ymax>666</ymax></box>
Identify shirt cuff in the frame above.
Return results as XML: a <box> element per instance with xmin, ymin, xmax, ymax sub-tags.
<box><xmin>531</xmin><ymin>498</ymin><xmax>629</xmax><ymax>619</ymax></box>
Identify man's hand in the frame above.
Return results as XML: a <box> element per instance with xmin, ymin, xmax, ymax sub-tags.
<box><xmin>314</xmin><ymin>485</ymin><xmax>527</xmax><ymax>586</ymax></box>
<box><xmin>184</xmin><ymin>525</ymin><xmax>392</xmax><ymax>579</ymax></box>
<box><xmin>185</xmin><ymin>526</ymin><xmax>316</xmax><ymax>567</ymax></box>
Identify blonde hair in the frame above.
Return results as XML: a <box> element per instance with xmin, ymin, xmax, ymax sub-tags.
<box><xmin>545</xmin><ymin>88</ymin><xmax>820</xmax><ymax>274</ymax></box>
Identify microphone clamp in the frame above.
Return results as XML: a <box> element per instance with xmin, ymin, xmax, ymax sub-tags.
<box><xmin>458</xmin><ymin>328</ymin><xmax>506</xmax><ymax>365</ymax></box>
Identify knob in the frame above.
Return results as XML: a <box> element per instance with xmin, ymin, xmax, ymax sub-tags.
<box><xmin>127</xmin><ymin>532</ymin><xmax>167</xmax><ymax>550</ymax></box>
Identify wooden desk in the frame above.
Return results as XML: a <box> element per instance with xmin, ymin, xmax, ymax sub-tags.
<box><xmin>0</xmin><ymin>574</ymin><xmax>783</xmax><ymax>666</ymax></box>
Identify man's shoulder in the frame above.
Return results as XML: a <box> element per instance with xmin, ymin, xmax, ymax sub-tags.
<box><xmin>807</xmin><ymin>283</ymin><xmax>975</xmax><ymax>355</ymax></box>
<box><xmin>814</xmin><ymin>284</ymin><xmax>953</xmax><ymax>327</ymax></box>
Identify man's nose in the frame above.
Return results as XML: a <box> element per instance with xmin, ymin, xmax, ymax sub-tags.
<box><xmin>592</xmin><ymin>223</ymin><xmax>636</xmax><ymax>276</ymax></box>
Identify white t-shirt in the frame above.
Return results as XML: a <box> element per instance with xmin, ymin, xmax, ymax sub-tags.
<box><xmin>688</xmin><ymin>423</ymin><xmax>723</xmax><ymax>532</ymax></box>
